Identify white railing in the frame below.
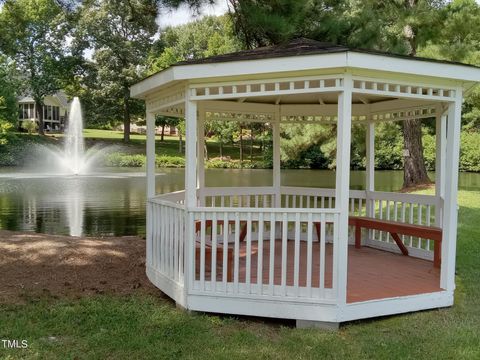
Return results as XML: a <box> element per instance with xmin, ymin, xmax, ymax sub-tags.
<box><xmin>147</xmin><ymin>196</ymin><xmax>186</xmax><ymax>300</ymax></box>
<box><xmin>202</xmin><ymin>187</ymin><xmax>276</xmax><ymax>208</ymax></box>
<box><xmin>189</xmin><ymin>206</ymin><xmax>339</xmax><ymax>302</ymax></box>
<box><xmin>365</xmin><ymin>191</ymin><xmax>442</xmax><ymax>259</ymax></box>
<box><xmin>147</xmin><ymin>186</ymin><xmax>443</xmax><ymax>306</ymax></box>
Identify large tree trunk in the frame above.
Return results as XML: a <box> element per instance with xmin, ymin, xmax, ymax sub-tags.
<box><xmin>161</xmin><ymin>125</ymin><xmax>165</xmax><ymax>141</ymax></box>
<box><xmin>219</xmin><ymin>142</ymin><xmax>223</xmax><ymax>158</ymax></box>
<box><xmin>178</xmin><ymin>133</ymin><xmax>183</xmax><ymax>154</ymax></box>
<box><xmin>123</xmin><ymin>89</ymin><xmax>131</xmax><ymax>143</ymax></box>
<box><xmin>402</xmin><ymin>119</ymin><xmax>431</xmax><ymax>188</ymax></box>
<box><xmin>35</xmin><ymin>100</ymin><xmax>45</xmax><ymax>135</ymax></box>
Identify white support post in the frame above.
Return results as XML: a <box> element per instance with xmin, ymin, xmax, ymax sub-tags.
<box><xmin>146</xmin><ymin>111</ymin><xmax>156</xmax><ymax>198</ymax></box>
<box><xmin>146</xmin><ymin>110</ymin><xmax>156</xmax><ymax>270</ymax></box>
<box><xmin>273</xmin><ymin>106</ymin><xmax>281</xmax><ymax>207</ymax></box>
<box><xmin>197</xmin><ymin>105</ymin><xmax>205</xmax><ymax>205</ymax></box>
<box><xmin>335</xmin><ymin>74</ymin><xmax>353</xmax><ymax>307</ymax></box>
<box><xmin>435</xmin><ymin>109</ymin><xmax>447</xmax><ymax>226</ymax></box>
<box><xmin>440</xmin><ymin>88</ymin><xmax>462</xmax><ymax>292</ymax></box>
<box><xmin>365</xmin><ymin>121</ymin><xmax>375</xmax><ymax>217</ymax></box>
<box><xmin>185</xmin><ymin>93</ymin><xmax>198</xmax><ymax>208</ymax></box>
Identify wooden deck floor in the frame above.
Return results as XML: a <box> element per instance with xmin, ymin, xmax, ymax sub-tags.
<box><xmin>197</xmin><ymin>240</ymin><xmax>441</xmax><ymax>303</ymax></box>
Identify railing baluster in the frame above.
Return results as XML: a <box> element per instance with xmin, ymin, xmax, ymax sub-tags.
<box><xmin>211</xmin><ymin>212</ymin><xmax>217</xmax><ymax>292</ymax></box>
<box><xmin>257</xmin><ymin>213</ymin><xmax>264</xmax><ymax>295</ymax></box>
<box><xmin>293</xmin><ymin>212</ymin><xmax>301</xmax><ymax>296</ymax></box>
<box><xmin>246</xmin><ymin>213</ymin><xmax>252</xmax><ymax>294</ymax></box>
<box><xmin>234</xmin><ymin>212</ymin><xmax>240</xmax><ymax>294</ymax></box>
<box><xmin>378</xmin><ymin>200</ymin><xmax>384</xmax><ymax>242</ymax></box>
<box><xmin>222</xmin><ymin>212</ymin><xmax>229</xmax><ymax>291</ymax></box>
<box><xmin>269</xmin><ymin>213</ymin><xmax>275</xmax><ymax>296</ymax></box>
<box><xmin>306</xmin><ymin>213</ymin><xmax>313</xmax><ymax>298</ymax></box>
<box><xmin>281</xmin><ymin>213</ymin><xmax>288</xmax><ymax>296</ymax></box>
<box><xmin>319</xmin><ymin>213</ymin><xmax>326</xmax><ymax>298</ymax></box>
<box><xmin>179</xmin><ymin>209</ymin><xmax>184</xmax><ymax>282</ymax></box>
<box><xmin>160</xmin><ymin>205</ymin><xmax>165</xmax><ymax>273</ymax></box>
<box><xmin>417</xmin><ymin>205</ymin><xmax>423</xmax><ymax>249</ymax></box>
<box><xmin>169</xmin><ymin>207</ymin><xmax>174</xmax><ymax>277</ymax></box>
<box><xmin>173</xmin><ymin>208</ymin><xmax>179</xmax><ymax>281</ymax></box>
<box><xmin>200</xmin><ymin>212</ymin><xmax>206</xmax><ymax>291</ymax></box>
<box><xmin>409</xmin><ymin>203</ymin><xmax>414</xmax><ymax>247</ymax></box>
<box><xmin>427</xmin><ymin>205</ymin><xmax>431</xmax><ymax>251</ymax></box>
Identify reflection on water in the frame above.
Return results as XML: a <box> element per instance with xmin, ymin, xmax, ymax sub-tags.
<box><xmin>0</xmin><ymin>168</ymin><xmax>479</xmax><ymax>237</ymax></box>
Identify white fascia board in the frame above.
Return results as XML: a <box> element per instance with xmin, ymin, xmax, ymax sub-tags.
<box><xmin>173</xmin><ymin>53</ymin><xmax>347</xmax><ymax>82</ymax></box>
<box><xmin>347</xmin><ymin>52</ymin><xmax>480</xmax><ymax>83</ymax></box>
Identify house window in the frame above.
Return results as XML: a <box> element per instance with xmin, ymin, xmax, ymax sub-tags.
<box><xmin>52</xmin><ymin>106</ymin><xmax>59</xmax><ymax>121</ymax></box>
<box><xmin>29</xmin><ymin>103</ymin><xmax>34</xmax><ymax>118</ymax></box>
<box><xmin>23</xmin><ymin>104</ymin><xmax>29</xmax><ymax>119</ymax></box>
<box><xmin>46</xmin><ymin>106</ymin><xmax>52</xmax><ymax>120</ymax></box>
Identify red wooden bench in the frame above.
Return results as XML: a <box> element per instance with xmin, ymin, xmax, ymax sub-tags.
<box><xmin>351</xmin><ymin>216</ymin><xmax>442</xmax><ymax>268</ymax></box>
<box><xmin>313</xmin><ymin>216</ymin><xmax>442</xmax><ymax>268</ymax></box>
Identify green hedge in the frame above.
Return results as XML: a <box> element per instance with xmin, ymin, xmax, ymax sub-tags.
<box><xmin>103</xmin><ymin>153</ymin><xmax>186</xmax><ymax>168</ymax></box>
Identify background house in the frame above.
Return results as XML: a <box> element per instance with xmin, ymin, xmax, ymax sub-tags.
<box><xmin>18</xmin><ymin>92</ymin><xmax>70</xmax><ymax>132</ymax></box>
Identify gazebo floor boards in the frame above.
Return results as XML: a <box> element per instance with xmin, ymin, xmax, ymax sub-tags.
<box><xmin>195</xmin><ymin>241</ymin><xmax>441</xmax><ymax>303</ymax></box>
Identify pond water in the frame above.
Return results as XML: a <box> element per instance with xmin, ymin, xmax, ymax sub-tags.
<box><xmin>1</xmin><ymin>168</ymin><xmax>479</xmax><ymax>237</ymax></box>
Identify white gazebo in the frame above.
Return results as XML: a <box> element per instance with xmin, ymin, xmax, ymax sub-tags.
<box><xmin>131</xmin><ymin>39</ymin><xmax>480</xmax><ymax>329</ymax></box>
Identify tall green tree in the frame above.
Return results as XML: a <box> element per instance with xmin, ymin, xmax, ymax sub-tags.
<box><xmin>227</xmin><ymin>0</ymin><xmax>350</xmax><ymax>48</ymax></box>
<box><xmin>351</xmin><ymin>0</ymin><xmax>446</xmax><ymax>188</ymax></box>
<box><xmin>0</xmin><ymin>0</ymin><xmax>73</xmax><ymax>135</ymax></box>
<box><xmin>149</xmin><ymin>15</ymin><xmax>241</xmax><ymax>73</ymax></box>
<box><xmin>76</xmin><ymin>0</ymin><xmax>159</xmax><ymax>142</ymax></box>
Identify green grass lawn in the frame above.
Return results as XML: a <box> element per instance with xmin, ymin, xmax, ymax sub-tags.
<box><xmin>81</xmin><ymin>129</ymin><xmax>265</xmax><ymax>161</ymax></box>
<box><xmin>1</xmin><ymin>190</ymin><xmax>479</xmax><ymax>359</ymax></box>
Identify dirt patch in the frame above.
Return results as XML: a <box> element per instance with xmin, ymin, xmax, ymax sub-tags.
<box><xmin>0</xmin><ymin>230</ymin><xmax>159</xmax><ymax>304</ymax></box>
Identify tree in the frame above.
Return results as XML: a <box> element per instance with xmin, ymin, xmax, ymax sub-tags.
<box><xmin>155</xmin><ymin>115</ymin><xmax>179</xmax><ymax>141</ymax></box>
<box><xmin>0</xmin><ymin>55</ymin><xmax>19</xmax><ymax>126</ymax></box>
<box><xmin>0</xmin><ymin>0</ymin><xmax>73</xmax><ymax>135</ymax></box>
<box><xmin>148</xmin><ymin>15</ymin><xmax>241</xmax><ymax>73</ymax></box>
<box><xmin>348</xmin><ymin>0</ymin><xmax>447</xmax><ymax>188</ymax></box>
<box><xmin>76</xmin><ymin>0</ymin><xmax>159</xmax><ymax>142</ymax></box>
<box><xmin>227</xmin><ymin>0</ymin><xmax>350</xmax><ymax>48</ymax></box>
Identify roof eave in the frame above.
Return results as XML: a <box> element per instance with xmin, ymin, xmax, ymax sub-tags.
<box><xmin>130</xmin><ymin>51</ymin><xmax>480</xmax><ymax>99</ymax></box>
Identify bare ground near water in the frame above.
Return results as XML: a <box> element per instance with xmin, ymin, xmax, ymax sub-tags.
<box><xmin>0</xmin><ymin>230</ymin><xmax>158</xmax><ymax>304</ymax></box>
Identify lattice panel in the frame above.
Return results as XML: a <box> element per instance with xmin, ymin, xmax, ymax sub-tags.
<box><xmin>190</xmin><ymin>76</ymin><xmax>343</xmax><ymax>101</ymax></box>
<box><xmin>353</xmin><ymin>78</ymin><xmax>455</xmax><ymax>101</ymax></box>
<box><xmin>205</xmin><ymin>111</ymin><xmax>274</xmax><ymax>123</ymax></box>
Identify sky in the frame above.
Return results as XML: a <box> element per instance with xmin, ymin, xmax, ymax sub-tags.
<box><xmin>157</xmin><ymin>0</ymin><xmax>229</xmax><ymax>28</ymax></box>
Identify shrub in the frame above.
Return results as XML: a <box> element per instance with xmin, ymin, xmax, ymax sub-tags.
<box><xmin>104</xmin><ymin>153</ymin><xmax>145</xmax><ymax>167</ymax></box>
<box><xmin>460</xmin><ymin>132</ymin><xmax>480</xmax><ymax>172</ymax></box>
<box><xmin>155</xmin><ymin>155</ymin><xmax>185</xmax><ymax>168</ymax></box>
<box><xmin>21</xmin><ymin>120</ymin><xmax>38</xmax><ymax>134</ymax></box>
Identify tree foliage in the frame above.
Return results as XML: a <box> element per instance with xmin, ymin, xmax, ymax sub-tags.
<box><xmin>0</xmin><ymin>0</ymin><xmax>74</xmax><ymax>134</ymax></box>
<box><xmin>148</xmin><ymin>15</ymin><xmax>241</xmax><ymax>73</ymax></box>
<box><xmin>74</xmin><ymin>0</ymin><xmax>159</xmax><ymax>142</ymax></box>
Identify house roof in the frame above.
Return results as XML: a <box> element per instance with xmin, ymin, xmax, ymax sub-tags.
<box><xmin>17</xmin><ymin>92</ymin><xmax>70</xmax><ymax>108</ymax></box>
<box><xmin>175</xmin><ymin>38</ymin><xmax>479</xmax><ymax>69</ymax></box>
